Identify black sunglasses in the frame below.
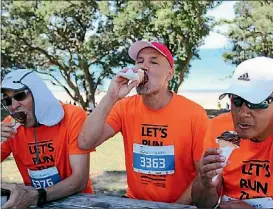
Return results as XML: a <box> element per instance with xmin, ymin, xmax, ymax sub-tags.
<box><xmin>230</xmin><ymin>95</ymin><xmax>273</xmax><ymax>110</ymax></box>
<box><xmin>1</xmin><ymin>90</ymin><xmax>29</xmax><ymax>106</ymax></box>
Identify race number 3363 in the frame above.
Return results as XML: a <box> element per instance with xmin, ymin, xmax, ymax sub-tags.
<box><xmin>133</xmin><ymin>144</ymin><xmax>175</xmax><ymax>175</ymax></box>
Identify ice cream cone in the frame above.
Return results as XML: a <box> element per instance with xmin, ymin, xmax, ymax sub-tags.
<box><xmin>212</xmin><ymin>131</ymin><xmax>241</xmax><ymax>182</ymax></box>
<box><xmin>218</xmin><ymin>139</ymin><xmax>238</xmax><ymax>148</ymax></box>
<box><xmin>119</xmin><ymin>69</ymin><xmax>144</xmax><ymax>82</ymax></box>
<box><xmin>212</xmin><ymin>145</ymin><xmax>236</xmax><ymax>182</ymax></box>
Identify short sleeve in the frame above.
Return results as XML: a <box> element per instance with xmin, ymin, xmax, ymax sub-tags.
<box><xmin>1</xmin><ymin>141</ymin><xmax>11</xmax><ymax>162</ymax></box>
<box><xmin>105</xmin><ymin>100</ymin><xmax>123</xmax><ymax>133</ymax></box>
<box><xmin>1</xmin><ymin>116</ymin><xmax>13</xmax><ymax>161</ymax></box>
<box><xmin>192</xmin><ymin>107</ymin><xmax>209</xmax><ymax>162</ymax></box>
<box><xmin>202</xmin><ymin>120</ymin><xmax>218</xmax><ymax>155</ymax></box>
<box><xmin>68</xmin><ymin>108</ymin><xmax>94</xmax><ymax>154</ymax></box>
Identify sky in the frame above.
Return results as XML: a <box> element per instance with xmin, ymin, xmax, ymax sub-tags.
<box><xmin>179</xmin><ymin>1</ymin><xmax>237</xmax><ymax>92</ymax></box>
<box><xmin>45</xmin><ymin>1</ymin><xmax>238</xmax><ymax>95</ymax></box>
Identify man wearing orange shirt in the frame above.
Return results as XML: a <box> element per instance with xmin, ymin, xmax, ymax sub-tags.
<box><xmin>192</xmin><ymin>57</ymin><xmax>273</xmax><ymax>208</ymax></box>
<box><xmin>1</xmin><ymin>69</ymin><xmax>93</xmax><ymax>209</ymax></box>
<box><xmin>79</xmin><ymin>40</ymin><xmax>209</xmax><ymax>204</ymax></box>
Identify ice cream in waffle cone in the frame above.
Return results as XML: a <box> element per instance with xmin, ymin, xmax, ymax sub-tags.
<box><xmin>212</xmin><ymin>131</ymin><xmax>241</xmax><ymax>182</ymax></box>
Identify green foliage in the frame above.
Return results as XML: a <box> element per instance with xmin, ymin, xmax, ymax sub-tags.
<box><xmin>2</xmin><ymin>0</ymin><xmax>220</xmax><ymax>108</ymax></box>
<box><xmin>2</xmin><ymin>0</ymin><xmax>127</xmax><ymax>108</ymax></box>
<box><xmin>101</xmin><ymin>1</ymin><xmax>221</xmax><ymax>92</ymax></box>
<box><xmin>222</xmin><ymin>1</ymin><xmax>273</xmax><ymax>65</ymax></box>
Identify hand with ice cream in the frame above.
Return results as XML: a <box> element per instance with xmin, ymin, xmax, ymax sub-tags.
<box><xmin>212</xmin><ymin>131</ymin><xmax>241</xmax><ymax>182</ymax></box>
<box><xmin>118</xmin><ymin>68</ymin><xmax>144</xmax><ymax>82</ymax></box>
<box><xmin>1</xmin><ymin>116</ymin><xmax>19</xmax><ymax>141</ymax></box>
<box><xmin>106</xmin><ymin>68</ymin><xmax>148</xmax><ymax>101</ymax></box>
<box><xmin>192</xmin><ymin>131</ymin><xmax>241</xmax><ymax>207</ymax></box>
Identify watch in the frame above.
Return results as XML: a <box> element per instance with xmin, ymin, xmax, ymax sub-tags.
<box><xmin>37</xmin><ymin>188</ymin><xmax>47</xmax><ymax>207</ymax></box>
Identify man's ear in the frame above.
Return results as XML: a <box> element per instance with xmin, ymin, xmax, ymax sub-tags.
<box><xmin>166</xmin><ymin>67</ymin><xmax>174</xmax><ymax>81</ymax></box>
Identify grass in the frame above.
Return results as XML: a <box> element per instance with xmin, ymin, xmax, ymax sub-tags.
<box><xmin>1</xmin><ymin>133</ymin><xmax>127</xmax><ymax>196</ymax></box>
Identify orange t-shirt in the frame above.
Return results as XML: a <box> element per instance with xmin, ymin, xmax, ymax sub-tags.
<box><xmin>106</xmin><ymin>93</ymin><xmax>209</xmax><ymax>203</ymax></box>
<box><xmin>203</xmin><ymin>112</ymin><xmax>273</xmax><ymax>199</ymax></box>
<box><xmin>1</xmin><ymin>104</ymin><xmax>93</xmax><ymax>193</ymax></box>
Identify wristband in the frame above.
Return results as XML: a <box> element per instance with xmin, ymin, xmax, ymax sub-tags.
<box><xmin>37</xmin><ymin>188</ymin><xmax>47</xmax><ymax>207</ymax></box>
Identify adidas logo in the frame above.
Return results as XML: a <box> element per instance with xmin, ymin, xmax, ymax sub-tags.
<box><xmin>238</xmin><ymin>73</ymin><xmax>250</xmax><ymax>81</ymax></box>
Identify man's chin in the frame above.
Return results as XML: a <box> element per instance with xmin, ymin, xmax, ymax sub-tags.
<box><xmin>136</xmin><ymin>86</ymin><xmax>159</xmax><ymax>96</ymax></box>
<box><xmin>24</xmin><ymin>120</ymin><xmax>35</xmax><ymax>128</ymax></box>
<box><xmin>136</xmin><ymin>87</ymin><xmax>149</xmax><ymax>95</ymax></box>
<box><xmin>236</xmin><ymin>130</ymin><xmax>254</xmax><ymax>139</ymax></box>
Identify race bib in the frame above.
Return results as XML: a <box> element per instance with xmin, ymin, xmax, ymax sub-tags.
<box><xmin>133</xmin><ymin>144</ymin><xmax>175</xmax><ymax>175</ymax></box>
<box><xmin>28</xmin><ymin>166</ymin><xmax>61</xmax><ymax>189</ymax></box>
<box><xmin>222</xmin><ymin>195</ymin><xmax>273</xmax><ymax>208</ymax></box>
<box><xmin>1</xmin><ymin>197</ymin><xmax>8</xmax><ymax>207</ymax></box>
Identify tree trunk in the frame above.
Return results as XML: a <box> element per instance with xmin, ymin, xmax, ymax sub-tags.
<box><xmin>173</xmin><ymin>51</ymin><xmax>193</xmax><ymax>93</ymax></box>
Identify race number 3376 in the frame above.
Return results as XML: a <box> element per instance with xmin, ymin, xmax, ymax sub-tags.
<box><xmin>133</xmin><ymin>144</ymin><xmax>175</xmax><ymax>175</ymax></box>
<box><xmin>28</xmin><ymin>166</ymin><xmax>61</xmax><ymax>189</ymax></box>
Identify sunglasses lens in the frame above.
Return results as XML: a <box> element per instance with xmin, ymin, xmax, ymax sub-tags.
<box><xmin>14</xmin><ymin>91</ymin><xmax>27</xmax><ymax>101</ymax></box>
<box><xmin>250</xmin><ymin>101</ymin><xmax>269</xmax><ymax>109</ymax></box>
<box><xmin>233</xmin><ymin>97</ymin><xmax>243</xmax><ymax>107</ymax></box>
<box><xmin>1</xmin><ymin>98</ymin><xmax>12</xmax><ymax>106</ymax></box>
<box><xmin>1</xmin><ymin>91</ymin><xmax>28</xmax><ymax>106</ymax></box>
<box><xmin>232</xmin><ymin>96</ymin><xmax>270</xmax><ymax>110</ymax></box>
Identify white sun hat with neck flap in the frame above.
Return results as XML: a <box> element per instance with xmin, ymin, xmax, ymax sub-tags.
<box><xmin>1</xmin><ymin>69</ymin><xmax>64</xmax><ymax>126</ymax></box>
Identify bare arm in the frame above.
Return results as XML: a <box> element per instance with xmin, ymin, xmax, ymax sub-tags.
<box><xmin>45</xmin><ymin>153</ymin><xmax>90</xmax><ymax>201</ymax></box>
<box><xmin>78</xmin><ymin>95</ymin><xmax>117</xmax><ymax>150</ymax></box>
<box><xmin>78</xmin><ymin>69</ymin><xmax>138</xmax><ymax>150</ymax></box>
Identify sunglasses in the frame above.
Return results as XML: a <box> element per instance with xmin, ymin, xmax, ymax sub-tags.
<box><xmin>1</xmin><ymin>90</ymin><xmax>29</xmax><ymax>106</ymax></box>
<box><xmin>230</xmin><ymin>95</ymin><xmax>273</xmax><ymax>109</ymax></box>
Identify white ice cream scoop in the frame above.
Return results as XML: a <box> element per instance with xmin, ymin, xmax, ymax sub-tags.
<box><xmin>118</xmin><ymin>69</ymin><xmax>144</xmax><ymax>82</ymax></box>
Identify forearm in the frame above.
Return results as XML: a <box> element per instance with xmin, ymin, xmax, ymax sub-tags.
<box><xmin>191</xmin><ymin>176</ymin><xmax>221</xmax><ymax>208</ymax></box>
<box><xmin>79</xmin><ymin>94</ymin><xmax>117</xmax><ymax>149</ymax></box>
<box><xmin>175</xmin><ymin>178</ymin><xmax>195</xmax><ymax>205</ymax></box>
<box><xmin>45</xmin><ymin>173</ymin><xmax>88</xmax><ymax>202</ymax></box>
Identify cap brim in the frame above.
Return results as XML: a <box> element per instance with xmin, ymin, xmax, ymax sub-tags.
<box><xmin>128</xmin><ymin>40</ymin><xmax>166</xmax><ymax>61</ymax></box>
<box><xmin>219</xmin><ymin>83</ymin><xmax>272</xmax><ymax>104</ymax></box>
<box><xmin>1</xmin><ymin>81</ymin><xmax>25</xmax><ymax>91</ymax></box>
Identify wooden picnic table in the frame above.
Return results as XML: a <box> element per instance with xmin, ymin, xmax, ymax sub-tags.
<box><xmin>36</xmin><ymin>193</ymin><xmax>196</xmax><ymax>208</ymax></box>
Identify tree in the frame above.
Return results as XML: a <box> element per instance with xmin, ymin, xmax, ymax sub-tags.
<box><xmin>2</xmin><ymin>0</ymin><xmax>131</xmax><ymax>109</ymax></box>
<box><xmin>221</xmin><ymin>1</ymin><xmax>273</xmax><ymax>65</ymax></box>
<box><xmin>2</xmin><ymin>1</ymin><xmax>221</xmax><ymax>108</ymax></box>
<box><xmin>100</xmin><ymin>1</ymin><xmax>221</xmax><ymax>92</ymax></box>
